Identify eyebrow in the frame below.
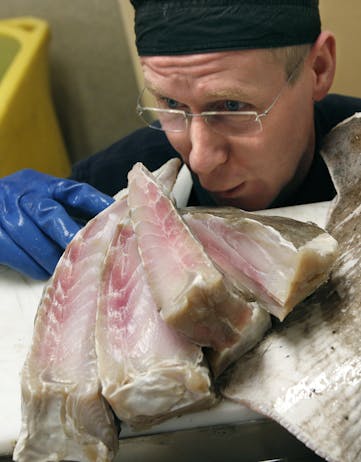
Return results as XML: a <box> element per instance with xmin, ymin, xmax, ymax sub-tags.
<box><xmin>146</xmin><ymin>84</ymin><xmax>251</xmax><ymax>101</ymax></box>
<box><xmin>204</xmin><ymin>88</ymin><xmax>254</xmax><ymax>101</ymax></box>
<box><xmin>144</xmin><ymin>82</ymin><xmax>255</xmax><ymax>102</ymax></box>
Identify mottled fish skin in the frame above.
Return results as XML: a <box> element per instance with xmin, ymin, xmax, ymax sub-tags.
<box><xmin>222</xmin><ymin>113</ymin><xmax>361</xmax><ymax>462</ymax></box>
<box><xmin>13</xmin><ymin>158</ymin><xmax>181</xmax><ymax>462</ymax></box>
<box><xmin>183</xmin><ymin>208</ymin><xmax>338</xmax><ymax>321</ymax></box>
<box><xmin>127</xmin><ymin>163</ymin><xmax>254</xmax><ymax>351</ymax></box>
<box><xmin>97</xmin><ymin>219</ymin><xmax>214</xmax><ymax>429</ymax></box>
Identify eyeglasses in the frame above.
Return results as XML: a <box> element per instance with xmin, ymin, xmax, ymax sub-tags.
<box><xmin>136</xmin><ymin>61</ymin><xmax>303</xmax><ymax>137</ymax></box>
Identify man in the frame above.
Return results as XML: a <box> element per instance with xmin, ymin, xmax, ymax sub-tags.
<box><xmin>1</xmin><ymin>0</ymin><xmax>361</xmax><ymax>279</ymax></box>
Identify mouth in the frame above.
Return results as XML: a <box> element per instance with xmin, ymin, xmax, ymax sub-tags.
<box><xmin>212</xmin><ymin>182</ymin><xmax>246</xmax><ymax>200</ymax></box>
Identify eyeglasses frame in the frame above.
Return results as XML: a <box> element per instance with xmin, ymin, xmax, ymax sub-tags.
<box><xmin>136</xmin><ymin>58</ymin><xmax>305</xmax><ymax>136</ymax></box>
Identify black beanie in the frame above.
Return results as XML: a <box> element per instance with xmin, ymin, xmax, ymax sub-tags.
<box><xmin>130</xmin><ymin>0</ymin><xmax>321</xmax><ymax>56</ymax></box>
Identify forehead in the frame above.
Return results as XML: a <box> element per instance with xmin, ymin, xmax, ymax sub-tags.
<box><xmin>140</xmin><ymin>49</ymin><xmax>285</xmax><ymax>96</ymax></box>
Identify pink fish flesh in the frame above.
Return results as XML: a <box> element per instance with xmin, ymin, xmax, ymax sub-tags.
<box><xmin>13</xmin><ymin>158</ymin><xmax>182</xmax><ymax>462</ymax></box>
<box><xmin>13</xmin><ymin>199</ymin><xmax>122</xmax><ymax>462</ymax></box>
<box><xmin>183</xmin><ymin>208</ymin><xmax>338</xmax><ymax>321</ymax></box>
<box><xmin>96</xmin><ymin>217</ymin><xmax>214</xmax><ymax>429</ymax></box>
<box><xmin>127</xmin><ymin>163</ymin><xmax>254</xmax><ymax>351</ymax></box>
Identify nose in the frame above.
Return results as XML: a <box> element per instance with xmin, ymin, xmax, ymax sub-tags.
<box><xmin>187</xmin><ymin>116</ymin><xmax>229</xmax><ymax>176</ymax></box>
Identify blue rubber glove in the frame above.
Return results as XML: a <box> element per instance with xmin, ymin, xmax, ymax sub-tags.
<box><xmin>0</xmin><ymin>169</ymin><xmax>114</xmax><ymax>279</ymax></box>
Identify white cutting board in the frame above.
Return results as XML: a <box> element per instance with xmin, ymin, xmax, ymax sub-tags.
<box><xmin>0</xmin><ymin>268</ymin><xmax>45</xmax><ymax>455</ymax></box>
<box><xmin>0</xmin><ymin>201</ymin><xmax>331</xmax><ymax>456</ymax></box>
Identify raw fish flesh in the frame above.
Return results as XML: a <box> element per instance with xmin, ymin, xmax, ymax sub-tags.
<box><xmin>183</xmin><ymin>207</ymin><xmax>336</xmax><ymax>375</ymax></box>
<box><xmin>13</xmin><ymin>159</ymin><xmax>181</xmax><ymax>462</ymax></box>
<box><xmin>13</xmin><ymin>198</ymin><xmax>122</xmax><ymax>462</ymax></box>
<box><xmin>127</xmin><ymin>163</ymin><xmax>255</xmax><ymax>351</ymax></box>
<box><xmin>222</xmin><ymin>113</ymin><xmax>361</xmax><ymax>462</ymax></box>
<box><xmin>96</xmin><ymin>217</ymin><xmax>214</xmax><ymax>429</ymax></box>
<box><xmin>183</xmin><ymin>208</ymin><xmax>338</xmax><ymax>321</ymax></box>
<box><xmin>205</xmin><ymin>304</ymin><xmax>271</xmax><ymax>378</ymax></box>
<box><xmin>13</xmin><ymin>148</ymin><xmax>341</xmax><ymax>462</ymax></box>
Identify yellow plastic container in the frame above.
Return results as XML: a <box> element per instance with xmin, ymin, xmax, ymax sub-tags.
<box><xmin>0</xmin><ymin>17</ymin><xmax>70</xmax><ymax>177</ymax></box>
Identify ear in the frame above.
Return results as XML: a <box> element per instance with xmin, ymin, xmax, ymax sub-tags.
<box><xmin>308</xmin><ymin>31</ymin><xmax>336</xmax><ymax>102</ymax></box>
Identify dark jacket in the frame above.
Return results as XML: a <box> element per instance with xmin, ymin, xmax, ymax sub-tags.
<box><xmin>70</xmin><ymin>94</ymin><xmax>361</xmax><ymax>208</ymax></box>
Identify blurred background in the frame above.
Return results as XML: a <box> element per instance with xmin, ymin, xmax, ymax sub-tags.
<box><xmin>0</xmin><ymin>0</ymin><xmax>359</xmax><ymax>170</ymax></box>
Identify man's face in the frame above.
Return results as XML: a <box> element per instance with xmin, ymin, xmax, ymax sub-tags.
<box><xmin>140</xmin><ymin>49</ymin><xmax>316</xmax><ymax>211</ymax></box>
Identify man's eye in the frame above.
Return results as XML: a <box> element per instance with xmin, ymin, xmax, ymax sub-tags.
<box><xmin>167</xmin><ymin>98</ymin><xmax>180</xmax><ymax>109</ymax></box>
<box><xmin>158</xmin><ymin>97</ymin><xmax>181</xmax><ymax>109</ymax></box>
<box><xmin>223</xmin><ymin>100</ymin><xmax>246</xmax><ymax>111</ymax></box>
<box><xmin>210</xmin><ymin>100</ymin><xmax>248</xmax><ymax>112</ymax></box>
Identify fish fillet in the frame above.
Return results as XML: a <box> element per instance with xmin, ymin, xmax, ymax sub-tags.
<box><xmin>13</xmin><ymin>158</ymin><xmax>181</xmax><ymax>462</ymax></box>
<box><xmin>127</xmin><ymin>162</ymin><xmax>254</xmax><ymax>351</ymax></box>
<box><xmin>13</xmin><ymin>201</ymin><xmax>121</xmax><ymax>462</ymax></box>
<box><xmin>96</xmin><ymin>218</ymin><xmax>214</xmax><ymax>429</ymax></box>
<box><xmin>182</xmin><ymin>208</ymin><xmax>337</xmax><ymax>376</ymax></box>
<box><xmin>183</xmin><ymin>208</ymin><xmax>338</xmax><ymax>321</ymax></box>
<box><xmin>222</xmin><ymin>113</ymin><xmax>361</xmax><ymax>462</ymax></box>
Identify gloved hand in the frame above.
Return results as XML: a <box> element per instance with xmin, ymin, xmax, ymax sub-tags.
<box><xmin>0</xmin><ymin>169</ymin><xmax>114</xmax><ymax>280</ymax></box>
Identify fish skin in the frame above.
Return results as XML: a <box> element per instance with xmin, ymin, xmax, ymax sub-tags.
<box><xmin>13</xmin><ymin>158</ymin><xmax>182</xmax><ymax>462</ymax></box>
<box><xmin>222</xmin><ymin>113</ymin><xmax>361</xmax><ymax>462</ymax></box>
<box><xmin>127</xmin><ymin>163</ymin><xmax>254</xmax><ymax>351</ymax></box>
<box><xmin>96</xmin><ymin>218</ymin><xmax>215</xmax><ymax>430</ymax></box>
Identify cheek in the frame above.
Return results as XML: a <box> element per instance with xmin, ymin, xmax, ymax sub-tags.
<box><xmin>230</xmin><ymin>136</ymin><xmax>270</xmax><ymax>170</ymax></box>
<box><xmin>276</xmin><ymin>107</ymin><xmax>313</xmax><ymax>167</ymax></box>
<box><xmin>230</xmin><ymin>126</ymin><xmax>300</xmax><ymax>194</ymax></box>
<box><xmin>259</xmin><ymin>104</ymin><xmax>311</xmax><ymax>166</ymax></box>
<box><xmin>255</xmin><ymin>132</ymin><xmax>296</xmax><ymax>180</ymax></box>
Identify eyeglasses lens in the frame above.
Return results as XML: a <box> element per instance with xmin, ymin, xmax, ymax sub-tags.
<box><xmin>207</xmin><ymin>113</ymin><xmax>262</xmax><ymax>136</ymax></box>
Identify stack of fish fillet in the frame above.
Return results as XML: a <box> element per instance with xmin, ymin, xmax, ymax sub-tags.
<box><xmin>13</xmin><ymin>158</ymin><xmax>338</xmax><ymax>462</ymax></box>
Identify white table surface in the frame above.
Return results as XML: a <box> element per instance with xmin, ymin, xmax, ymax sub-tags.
<box><xmin>0</xmin><ymin>201</ymin><xmax>331</xmax><ymax>456</ymax></box>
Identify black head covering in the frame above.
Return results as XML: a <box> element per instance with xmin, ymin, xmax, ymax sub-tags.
<box><xmin>130</xmin><ymin>0</ymin><xmax>321</xmax><ymax>56</ymax></box>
